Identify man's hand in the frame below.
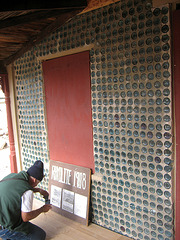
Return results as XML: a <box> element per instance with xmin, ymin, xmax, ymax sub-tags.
<box><xmin>42</xmin><ymin>204</ymin><xmax>52</xmax><ymax>213</ymax></box>
<box><xmin>22</xmin><ymin>204</ymin><xmax>52</xmax><ymax>222</ymax></box>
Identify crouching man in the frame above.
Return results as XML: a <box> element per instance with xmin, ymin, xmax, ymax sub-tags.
<box><xmin>0</xmin><ymin>160</ymin><xmax>52</xmax><ymax>240</ymax></box>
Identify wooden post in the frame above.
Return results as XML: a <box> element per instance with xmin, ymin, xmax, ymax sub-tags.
<box><xmin>0</xmin><ymin>74</ymin><xmax>17</xmax><ymax>173</ymax></box>
<box><xmin>173</xmin><ymin>9</ymin><xmax>180</xmax><ymax>240</ymax></box>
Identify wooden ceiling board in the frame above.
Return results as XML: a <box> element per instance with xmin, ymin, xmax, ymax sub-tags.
<box><xmin>0</xmin><ymin>1</ymin><xmax>87</xmax><ymax>72</ymax></box>
<box><xmin>0</xmin><ymin>0</ymin><xmax>177</xmax><ymax>73</ymax></box>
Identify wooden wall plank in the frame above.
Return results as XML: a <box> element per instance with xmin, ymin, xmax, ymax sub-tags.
<box><xmin>173</xmin><ymin>9</ymin><xmax>180</xmax><ymax>240</ymax></box>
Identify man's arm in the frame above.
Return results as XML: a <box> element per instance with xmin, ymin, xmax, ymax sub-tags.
<box><xmin>21</xmin><ymin>204</ymin><xmax>52</xmax><ymax>222</ymax></box>
<box><xmin>33</xmin><ymin>187</ymin><xmax>49</xmax><ymax>197</ymax></box>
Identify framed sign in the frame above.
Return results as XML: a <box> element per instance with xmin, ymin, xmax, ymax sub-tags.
<box><xmin>49</xmin><ymin>160</ymin><xmax>91</xmax><ymax>225</ymax></box>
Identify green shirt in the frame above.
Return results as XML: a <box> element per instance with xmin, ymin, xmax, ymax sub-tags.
<box><xmin>0</xmin><ymin>171</ymin><xmax>33</xmax><ymax>234</ymax></box>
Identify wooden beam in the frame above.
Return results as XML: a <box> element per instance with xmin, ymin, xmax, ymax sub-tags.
<box><xmin>0</xmin><ymin>10</ymin><xmax>73</xmax><ymax>30</ymax></box>
<box><xmin>4</xmin><ymin>10</ymin><xmax>82</xmax><ymax>65</ymax></box>
<box><xmin>0</xmin><ymin>61</ymin><xmax>7</xmax><ymax>74</ymax></box>
<box><xmin>0</xmin><ymin>0</ymin><xmax>87</xmax><ymax>11</ymax></box>
<box><xmin>81</xmin><ymin>0</ymin><xmax>121</xmax><ymax>14</ymax></box>
<box><xmin>153</xmin><ymin>0</ymin><xmax>180</xmax><ymax>7</ymax></box>
<box><xmin>0</xmin><ymin>33</ymin><xmax>29</xmax><ymax>42</ymax></box>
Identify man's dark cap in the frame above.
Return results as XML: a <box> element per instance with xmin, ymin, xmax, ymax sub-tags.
<box><xmin>27</xmin><ymin>160</ymin><xmax>44</xmax><ymax>181</ymax></box>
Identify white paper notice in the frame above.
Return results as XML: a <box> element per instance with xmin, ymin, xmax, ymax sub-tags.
<box><xmin>50</xmin><ymin>185</ymin><xmax>62</xmax><ymax>208</ymax></box>
<box><xmin>62</xmin><ymin>189</ymin><xmax>74</xmax><ymax>213</ymax></box>
<box><xmin>74</xmin><ymin>193</ymin><xmax>87</xmax><ymax>219</ymax></box>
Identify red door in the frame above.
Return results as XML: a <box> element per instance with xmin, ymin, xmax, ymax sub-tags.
<box><xmin>43</xmin><ymin>51</ymin><xmax>94</xmax><ymax>172</ymax></box>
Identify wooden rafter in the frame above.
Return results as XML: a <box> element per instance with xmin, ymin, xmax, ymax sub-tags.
<box><xmin>3</xmin><ymin>10</ymin><xmax>82</xmax><ymax>65</ymax></box>
<box><xmin>0</xmin><ymin>0</ymin><xmax>87</xmax><ymax>11</ymax></box>
<box><xmin>0</xmin><ymin>9</ymin><xmax>76</xmax><ymax>30</ymax></box>
<box><xmin>153</xmin><ymin>0</ymin><xmax>180</xmax><ymax>7</ymax></box>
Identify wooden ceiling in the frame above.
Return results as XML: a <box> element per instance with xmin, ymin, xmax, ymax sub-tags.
<box><xmin>0</xmin><ymin>0</ymin><xmax>179</xmax><ymax>73</ymax></box>
<box><xmin>0</xmin><ymin>0</ymin><xmax>87</xmax><ymax>73</ymax></box>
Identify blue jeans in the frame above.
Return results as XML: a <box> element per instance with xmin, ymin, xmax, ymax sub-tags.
<box><xmin>0</xmin><ymin>222</ymin><xmax>46</xmax><ymax>240</ymax></box>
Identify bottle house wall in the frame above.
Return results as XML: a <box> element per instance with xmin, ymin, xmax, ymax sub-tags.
<box><xmin>14</xmin><ymin>0</ymin><xmax>173</xmax><ymax>239</ymax></box>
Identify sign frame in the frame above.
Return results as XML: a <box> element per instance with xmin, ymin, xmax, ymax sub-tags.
<box><xmin>48</xmin><ymin>160</ymin><xmax>91</xmax><ymax>226</ymax></box>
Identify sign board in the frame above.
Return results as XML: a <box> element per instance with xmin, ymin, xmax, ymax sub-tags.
<box><xmin>49</xmin><ymin>160</ymin><xmax>91</xmax><ymax>225</ymax></box>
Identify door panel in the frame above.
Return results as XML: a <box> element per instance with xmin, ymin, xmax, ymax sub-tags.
<box><xmin>43</xmin><ymin>51</ymin><xmax>94</xmax><ymax>172</ymax></box>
